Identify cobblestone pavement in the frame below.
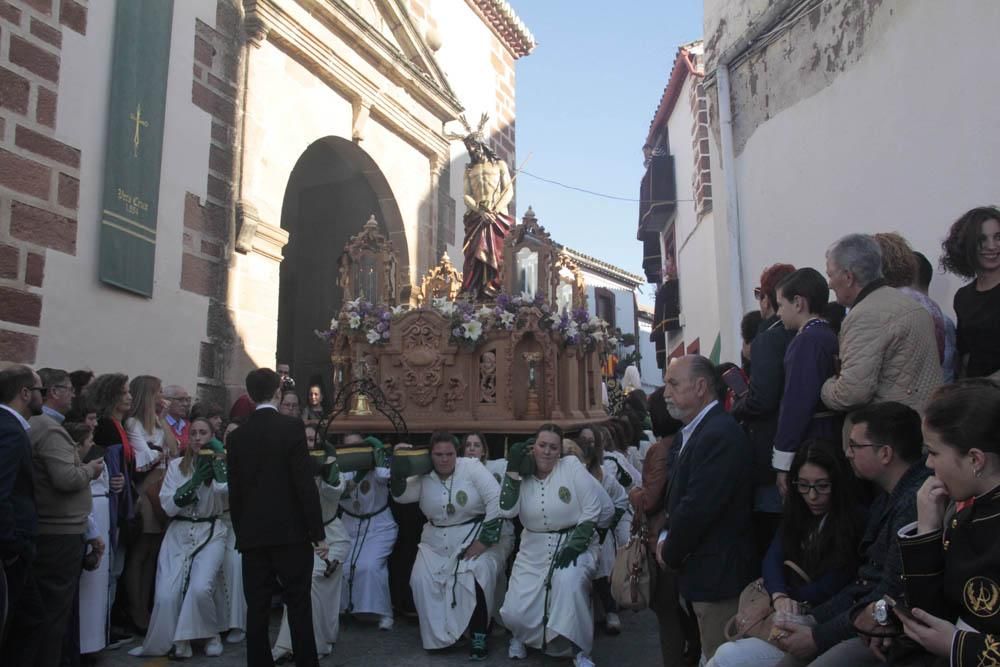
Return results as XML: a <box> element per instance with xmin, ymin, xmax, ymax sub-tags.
<box><xmin>95</xmin><ymin>609</ymin><xmax>661</xmax><ymax>667</ymax></box>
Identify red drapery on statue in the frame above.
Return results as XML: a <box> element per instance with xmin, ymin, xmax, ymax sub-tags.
<box><xmin>461</xmin><ymin>208</ymin><xmax>514</xmax><ymax>298</ymax></box>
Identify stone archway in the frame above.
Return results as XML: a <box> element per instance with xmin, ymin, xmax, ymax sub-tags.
<box><xmin>276</xmin><ymin>136</ymin><xmax>407</xmax><ymax>387</ymax></box>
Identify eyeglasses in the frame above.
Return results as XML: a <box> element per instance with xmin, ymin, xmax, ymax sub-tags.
<box><xmin>25</xmin><ymin>386</ymin><xmax>44</xmax><ymax>393</ymax></box>
<box><xmin>847</xmin><ymin>437</ymin><xmax>882</xmax><ymax>452</ymax></box>
<box><xmin>753</xmin><ymin>287</ymin><xmax>762</xmax><ymax>299</ymax></box>
<box><xmin>48</xmin><ymin>384</ymin><xmax>74</xmax><ymax>394</ymax></box>
<box><xmin>793</xmin><ymin>480</ymin><xmax>833</xmax><ymax>496</ymax></box>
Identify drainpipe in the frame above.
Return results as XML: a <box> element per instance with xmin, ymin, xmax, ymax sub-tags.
<box><xmin>716</xmin><ymin>65</ymin><xmax>743</xmax><ymax>362</ymax></box>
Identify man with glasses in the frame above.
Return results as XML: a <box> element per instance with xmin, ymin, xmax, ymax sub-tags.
<box><xmin>0</xmin><ymin>365</ymin><xmax>43</xmax><ymax>663</ymax></box>
<box><xmin>769</xmin><ymin>401</ymin><xmax>930</xmax><ymax>667</ymax></box>
<box><xmin>20</xmin><ymin>369</ymin><xmax>104</xmax><ymax>665</ymax></box>
<box><xmin>163</xmin><ymin>385</ymin><xmax>192</xmax><ymax>451</ymax></box>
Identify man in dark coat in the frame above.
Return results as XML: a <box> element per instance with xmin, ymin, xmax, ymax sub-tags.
<box><xmin>658</xmin><ymin>355</ymin><xmax>757</xmax><ymax>662</ymax></box>
<box><xmin>0</xmin><ymin>364</ymin><xmax>43</xmax><ymax>663</ymax></box>
<box><xmin>227</xmin><ymin>368</ymin><xmax>326</xmax><ymax>667</ymax></box>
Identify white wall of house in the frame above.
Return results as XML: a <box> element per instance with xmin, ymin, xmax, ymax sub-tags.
<box><xmin>665</xmin><ymin>72</ymin><xmax>722</xmax><ymax>362</ymax></box>
<box><xmin>637</xmin><ymin>315</ymin><xmax>661</xmax><ymax>390</ymax></box>
<box><xmin>706</xmin><ymin>0</ymin><xmax>1000</xmax><ymax>337</ymax></box>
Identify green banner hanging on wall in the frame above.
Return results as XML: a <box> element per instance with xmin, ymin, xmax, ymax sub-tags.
<box><xmin>98</xmin><ymin>0</ymin><xmax>174</xmax><ymax>297</ymax></box>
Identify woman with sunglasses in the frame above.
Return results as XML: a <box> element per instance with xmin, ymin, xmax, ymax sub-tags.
<box><xmin>708</xmin><ymin>440</ymin><xmax>863</xmax><ymax>667</ymax></box>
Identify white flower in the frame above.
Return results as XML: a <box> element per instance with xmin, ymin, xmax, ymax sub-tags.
<box><xmin>366</xmin><ymin>329</ymin><xmax>381</xmax><ymax>344</ymax></box>
<box><xmin>500</xmin><ymin>311</ymin><xmax>516</xmax><ymax>327</ymax></box>
<box><xmin>329</xmin><ymin>317</ymin><xmax>339</xmax><ymax>330</ymax></box>
<box><xmin>347</xmin><ymin>297</ymin><xmax>362</xmax><ymax>310</ymax></box>
<box><xmin>348</xmin><ymin>315</ymin><xmax>362</xmax><ymax>329</ymax></box>
<box><xmin>477</xmin><ymin>306</ymin><xmax>494</xmax><ymax>320</ymax></box>
<box><xmin>608</xmin><ymin>337</ymin><xmax>619</xmax><ymax>347</ymax></box>
<box><xmin>463</xmin><ymin>320</ymin><xmax>483</xmax><ymax>341</ymax></box>
<box><xmin>589</xmin><ymin>315</ymin><xmax>604</xmax><ymax>327</ymax></box>
<box><xmin>391</xmin><ymin>305</ymin><xmax>407</xmax><ymax>316</ymax></box>
<box><xmin>519</xmin><ymin>290</ymin><xmax>533</xmax><ymax>303</ymax></box>
<box><xmin>591</xmin><ymin>330</ymin><xmax>605</xmax><ymax>341</ymax></box>
<box><xmin>432</xmin><ymin>297</ymin><xmax>456</xmax><ymax>316</ymax></box>
<box><xmin>566</xmin><ymin>322</ymin><xmax>580</xmax><ymax>338</ymax></box>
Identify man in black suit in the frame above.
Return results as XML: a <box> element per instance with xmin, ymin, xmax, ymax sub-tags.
<box><xmin>0</xmin><ymin>364</ymin><xmax>43</xmax><ymax>662</ymax></box>
<box><xmin>657</xmin><ymin>355</ymin><xmax>757</xmax><ymax>663</ymax></box>
<box><xmin>227</xmin><ymin>368</ymin><xmax>326</xmax><ymax>667</ymax></box>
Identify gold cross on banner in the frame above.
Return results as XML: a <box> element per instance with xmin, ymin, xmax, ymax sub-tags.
<box><xmin>129</xmin><ymin>103</ymin><xmax>149</xmax><ymax>158</ymax></box>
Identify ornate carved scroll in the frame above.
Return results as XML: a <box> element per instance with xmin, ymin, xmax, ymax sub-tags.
<box><xmin>416</xmin><ymin>252</ymin><xmax>463</xmax><ymax>306</ymax></box>
<box><xmin>337</xmin><ymin>215</ymin><xmax>400</xmax><ymax>306</ymax></box>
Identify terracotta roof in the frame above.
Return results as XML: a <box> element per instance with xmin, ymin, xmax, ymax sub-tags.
<box><xmin>558</xmin><ymin>245</ymin><xmax>644</xmax><ymax>288</ymax></box>
<box><xmin>467</xmin><ymin>0</ymin><xmax>536</xmax><ymax>58</ymax></box>
<box><xmin>645</xmin><ymin>40</ymin><xmax>703</xmax><ymax>148</ymax></box>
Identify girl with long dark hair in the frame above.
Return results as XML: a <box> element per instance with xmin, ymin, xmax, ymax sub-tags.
<box><xmin>709</xmin><ymin>440</ymin><xmax>863</xmax><ymax>667</ymax></box>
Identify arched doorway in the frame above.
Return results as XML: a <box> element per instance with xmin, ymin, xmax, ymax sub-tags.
<box><xmin>277</xmin><ymin>137</ymin><xmax>407</xmax><ymax>389</ymax></box>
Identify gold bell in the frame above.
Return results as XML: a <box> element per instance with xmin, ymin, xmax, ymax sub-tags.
<box><xmin>350</xmin><ymin>392</ymin><xmax>373</xmax><ymax>416</ymax></box>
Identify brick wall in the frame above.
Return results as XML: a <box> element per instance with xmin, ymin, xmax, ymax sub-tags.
<box><xmin>184</xmin><ymin>0</ymin><xmax>242</xmax><ymax>393</ymax></box>
<box><xmin>689</xmin><ymin>76</ymin><xmax>713</xmax><ymax>219</ymax></box>
<box><xmin>0</xmin><ymin>0</ymin><xmax>86</xmax><ymax>363</ymax></box>
<box><xmin>490</xmin><ymin>36</ymin><xmax>516</xmax><ymax>178</ymax></box>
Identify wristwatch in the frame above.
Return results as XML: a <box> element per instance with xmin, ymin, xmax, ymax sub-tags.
<box><xmin>872</xmin><ymin>599</ymin><xmax>890</xmax><ymax>626</ymax></box>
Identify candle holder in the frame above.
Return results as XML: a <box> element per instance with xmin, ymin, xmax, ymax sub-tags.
<box><xmin>522</xmin><ymin>351</ymin><xmax>543</xmax><ymax>419</ymax></box>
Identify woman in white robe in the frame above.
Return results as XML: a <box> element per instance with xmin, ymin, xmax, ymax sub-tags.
<box><xmin>338</xmin><ymin>434</ymin><xmax>398</xmax><ymax>628</ymax></box>
<box><xmin>394</xmin><ymin>433</ymin><xmax>507</xmax><ymax>659</ymax></box>
<box><xmin>129</xmin><ymin>418</ymin><xmax>228</xmax><ymax>659</ymax></box>
<box><xmin>499</xmin><ymin>425</ymin><xmax>606</xmax><ymax>667</ymax></box>
<box><xmin>592</xmin><ymin>424</ymin><xmax>640</xmax><ymax>551</ymax></box>
<box><xmin>272</xmin><ymin>448</ymin><xmax>352</xmax><ymax>661</ymax></box>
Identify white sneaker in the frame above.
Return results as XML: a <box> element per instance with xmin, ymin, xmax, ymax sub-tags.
<box><xmin>205</xmin><ymin>635</ymin><xmax>224</xmax><ymax>657</ymax></box>
<box><xmin>574</xmin><ymin>651</ymin><xmax>596</xmax><ymax>667</ymax></box>
<box><xmin>172</xmin><ymin>640</ymin><xmax>193</xmax><ymax>659</ymax></box>
<box><xmin>226</xmin><ymin>629</ymin><xmax>245</xmax><ymax>643</ymax></box>
<box><xmin>272</xmin><ymin>646</ymin><xmax>291</xmax><ymax>662</ymax></box>
<box><xmin>127</xmin><ymin>646</ymin><xmax>144</xmax><ymax>657</ymax></box>
<box><xmin>378</xmin><ymin>615</ymin><xmax>394</xmax><ymax>631</ymax></box>
<box><xmin>605</xmin><ymin>611</ymin><xmax>622</xmax><ymax>634</ymax></box>
<box><xmin>508</xmin><ymin>638</ymin><xmax>527</xmax><ymax>660</ymax></box>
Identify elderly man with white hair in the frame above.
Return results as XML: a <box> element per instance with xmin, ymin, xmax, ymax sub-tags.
<box><xmin>821</xmin><ymin>233</ymin><xmax>942</xmax><ymax>417</ymax></box>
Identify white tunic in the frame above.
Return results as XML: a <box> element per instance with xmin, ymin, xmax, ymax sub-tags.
<box><xmin>133</xmin><ymin>458</ymin><xmax>228</xmax><ymax>655</ymax></box>
<box><xmin>395</xmin><ymin>458</ymin><xmax>507</xmax><ymax>649</ymax></box>
<box><xmin>595</xmin><ymin>472</ymin><xmax>629</xmax><ymax>579</ymax></box>
<box><xmin>275</xmin><ymin>476</ymin><xmax>352</xmax><ymax>655</ymax></box>
<box><xmin>339</xmin><ymin>467</ymin><xmax>398</xmax><ymax>616</ymax></box>
<box><xmin>484</xmin><ymin>458</ymin><xmax>508</xmax><ymax>485</ymax></box>
<box><xmin>79</xmin><ymin>468</ymin><xmax>110</xmax><ymax>654</ymax></box>
<box><xmin>499</xmin><ymin>456</ymin><xmax>603</xmax><ymax>655</ymax></box>
<box><xmin>603</xmin><ymin>451</ymin><xmax>640</xmax><ymax>551</ymax></box>
<box><xmin>219</xmin><ymin>507</ymin><xmax>245</xmax><ymax>633</ymax></box>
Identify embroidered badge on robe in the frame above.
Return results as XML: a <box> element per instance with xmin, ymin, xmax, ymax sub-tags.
<box><xmin>456</xmin><ymin>490</ymin><xmax>468</xmax><ymax>507</ymax></box>
<box><xmin>558</xmin><ymin>486</ymin><xmax>571</xmax><ymax>503</ymax></box>
<box><xmin>965</xmin><ymin>577</ymin><xmax>1000</xmax><ymax>618</ymax></box>
<box><xmin>360</xmin><ymin>479</ymin><xmax>371</xmax><ymax>495</ymax></box>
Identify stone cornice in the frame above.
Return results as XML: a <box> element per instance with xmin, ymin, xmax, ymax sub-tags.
<box><xmin>245</xmin><ymin>0</ymin><xmax>457</xmax><ymax>160</ymax></box>
<box><xmin>465</xmin><ymin>0</ymin><xmax>535</xmax><ymax>58</ymax></box>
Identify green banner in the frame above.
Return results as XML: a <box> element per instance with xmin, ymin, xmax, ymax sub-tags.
<box><xmin>98</xmin><ymin>0</ymin><xmax>174</xmax><ymax>297</ymax></box>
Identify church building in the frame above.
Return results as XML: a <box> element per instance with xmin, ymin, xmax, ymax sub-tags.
<box><xmin>0</xmin><ymin>0</ymin><xmax>534</xmax><ymax>402</ymax></box>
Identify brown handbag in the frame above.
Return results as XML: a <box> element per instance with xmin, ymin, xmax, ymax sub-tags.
<box><xmin>610</xmin><ymin>512</ymin><xmax>654</xmax><ymax>611</ymax></box>
<box><xmin>724</xmin><ymin>561</ymin><xmax>811</xmax><ymax>643</ymax></box>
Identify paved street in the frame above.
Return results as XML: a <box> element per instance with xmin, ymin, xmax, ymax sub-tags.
<box><xmin>97</xmin><ymin>609</ymin><xmax>662</xmax><ymax>666</ymax></box>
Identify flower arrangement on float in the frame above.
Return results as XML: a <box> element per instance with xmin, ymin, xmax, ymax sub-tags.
<box><xmin>315</xmin><ymin>292</ymin><xmax>618</xmax><ymax>356</ymax></box>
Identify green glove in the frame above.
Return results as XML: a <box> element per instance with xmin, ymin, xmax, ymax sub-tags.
<box><xmin>206</xmin><ymin>438</ymin><xmax>225</xmax><ymax>455</ymax></box>
<box><xmin>506</xmin><ymin>440</ymin><xmax>536</xmax><ymax>477</ymax></box>
<box><xmin>324</xmin><ymin>459</ymin><xmax>341</xmax><ymax>488</ymax></box>
<box><xmin>174</xmin><ymin>468</ymin><xmax>209</xmax><ymax>507</ymax></box>
<box><xmin>367</xmin><ymin>436</ymin><xmax>388</xmax><ymax>468</ymax></box>
<box><xmin>211</xmin><ymin>457</ymin><xmax>228</xmax><ymax>483</ymax></box>
<box><xmin>553</xmin><ymin>520</ymin><xmax>596</xmax><ymax>569</ymax></box>
<box><xmin>499</xmin><ymin>474</ymin><xmax>521</xmax><ymax>510</ymax></box>
<box><xmin>478</xmin><ymin>518</ymin><xmax>502</xmax><ymax>546</ymax></box>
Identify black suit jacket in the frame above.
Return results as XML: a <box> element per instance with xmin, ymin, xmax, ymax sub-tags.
<box><xmin>662</xmin><ymin>403</ymin><xmax>757</xmax><ymax>602</ymax></box>
<box><xmin>0</xmin><ymin>408</ymin><xmax>36</xmax><ymax>559</ymax></box>
<box><xmin>226</xmin><ymin>407</ymin><xmax>324</xmax><ymax>551</ymax></box>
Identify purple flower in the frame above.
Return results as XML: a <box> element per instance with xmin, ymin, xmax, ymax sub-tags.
<box><xmin>382</xmin><ymin>330</ymin><xmax>391</xmax><ymax>339</ymax></box>
<box><xmin>452</xmin><ymin>327</ymin><xmax>463</xmax><ymax>337</ymax></box>
<box><xmin>375</xmin><ymin>322</ymin><xmax>386</xmax><ymax>332</ymax></box>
